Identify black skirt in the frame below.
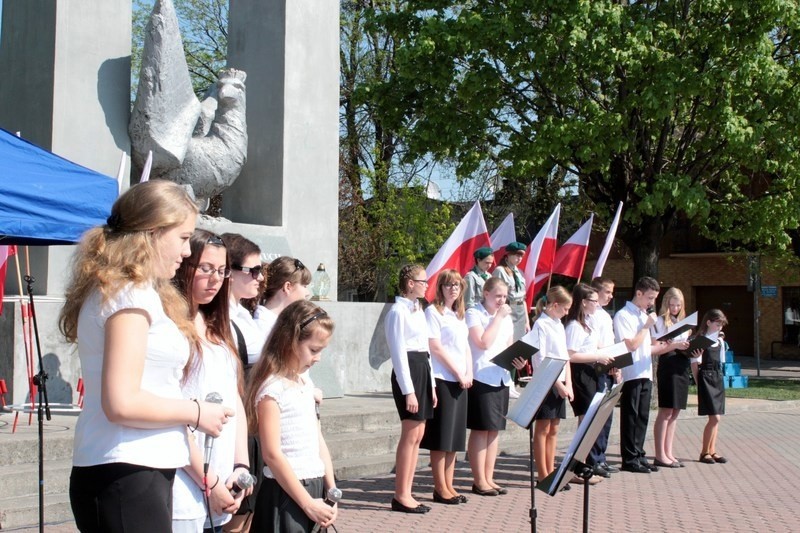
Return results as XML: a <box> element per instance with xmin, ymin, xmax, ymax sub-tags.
<box><xmin>570</xmin><ymin>363</ymin><xmax>598</xmax><ymax>417</ymax></box>
<box><xmin>535</xmin><ymin>387</ymin><xmax>566</xmax><ymax>420</ymax></box>
<box><xmin>391</xmin><ymin>351</ymin><xmax>434</xmax><ymax>421</ymax></box>
<box><xmin>697</xmin><ymin>367</ymin><xmax>725</xmax><ymax>416</ymax></box>
<box><xmin>421</xmin><ymin>378</ymin><xmax>468</xmax><ymax>452</ymax></box>
<box><xmin>467</xmin><ymin>380</ymin><xmax>509</xmax><ymax>431</ymax></box>
<box><xmin>251</xmin><ymin>476</ymin><xmax>323</xmax><ymax>533</ymax></box>
<box><xmin>656</xmin><ymin>351</ymin><xmax>691</xmax><ymax>409</ymax></box>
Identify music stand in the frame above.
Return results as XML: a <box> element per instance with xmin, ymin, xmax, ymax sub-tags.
<box><xmin>537</xmin><ymin>384</ymin><xmax>623</xmax><ymax>533</ymax></box>
<box><xmin>505</xmin><ymin>357</ymin><xmax>566</xmax><ymax>533</ymax></box>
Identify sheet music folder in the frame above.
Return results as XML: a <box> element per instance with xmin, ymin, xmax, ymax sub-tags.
<box><xmin>490</xmin><ymin>340</ymin><xmax>539</xmax><ymax>372</ymax></box>
<box><xmin>687</xmin><ymin>335</ymin><xmax>715</xmax><ymax>352</ymax></box>
<box><xmin>655</xmin><ymin>311</ymin><xmax>698</xmax><ymax>341</ymax></box>
<box><xmin>593</xmin><ymin>352</ymin><xmax>634</xmax><ymax>374</ymax></box>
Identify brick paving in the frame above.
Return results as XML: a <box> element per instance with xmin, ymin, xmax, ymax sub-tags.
<box><xmin>10</xmin><ymin>402</ymin><xmax>800</xmax><ymax>532</ymax></box>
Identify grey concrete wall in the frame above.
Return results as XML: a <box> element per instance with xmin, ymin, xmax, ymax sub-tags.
<box><xmin>225</xmin><ymin>0</ymin><xmax>340</xmax><ymax>299</ymax></box>
<box><xmin>0</xmin><ymin>299</ymin><xmax>394</xmax><ymax>404</ymax></box>
<box><xmin>0</xmin><ymin>1</ymin><xmax>131</xmax><ymax>296</ymax></box>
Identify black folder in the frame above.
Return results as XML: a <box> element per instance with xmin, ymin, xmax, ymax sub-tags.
<box><xmin>593</xmin><ymin>352</ymin><xmax>634</xmax><ymax>374</ymax></box>
<box><xmin>491</xmin><ymin>340</ymin><xmax>539</xmax><ymax>371</ymax></box>
<box><xmin>687</xmin><ymin>335</ymin><xmax>715</xmax><ymax>352</ymax></box>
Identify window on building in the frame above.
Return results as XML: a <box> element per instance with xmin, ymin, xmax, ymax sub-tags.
<box><xmin>782</xmin><ymin>287</ymin><xmax>800</xmax><ymax>344</ymax></box>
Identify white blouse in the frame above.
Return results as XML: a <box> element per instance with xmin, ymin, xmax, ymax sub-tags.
<box><xmin>384</xmin><ymin>296</ymin><xmax>430</xmax><ymax>395</ymax></box>
<box><xmin>529</xmin><ymin>312</ymin><xmax>569</xmax><ymax>382</ymax></box>
<box><xmin>425</xmin><ymin>305</ymin><xmax>470</xmax><ymax>382</ymax></box>
<box><xmin>466</xmin><ymin>303</ymin><xmax>513</xmax><ymax>386</ymax></box>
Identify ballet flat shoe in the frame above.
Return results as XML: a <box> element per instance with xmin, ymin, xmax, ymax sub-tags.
<box><xmin>391</xmin><ymin>498</ymin><xmax>431</xmax><ymax>514</ymax></box>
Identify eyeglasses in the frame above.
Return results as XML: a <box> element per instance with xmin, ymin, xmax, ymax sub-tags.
<box><xmin>231</xmin><ymin>264</ymin><xmax>263</xmax><ymax>279</ymax></box>
<box><xmin>584</xmin><ymin>298</ymin><xmax>599</xmax><ymax>304</ymax></box>
<box><xmin>196</xmin><ymin>263</ymin><xmax>232</xmax><ymax>278</ymax></box>
<box><xmin>293</xmin><ymin>258</ymin><xmax>306</xmax><ymax>273</ymax></box>
<box><xmin>412</xmin><ymin>279</ymin><xmax>429</xmax><ymax>285</ymax></box>
<box><xmin>300</xmin><ymin>310</ymin><xmax>328</xmax><ymax>329</ymax></box>
<box><xmin>443</xmin><ymin>283</ymin><xmax>460</xmax><ymax>289</ymax></box>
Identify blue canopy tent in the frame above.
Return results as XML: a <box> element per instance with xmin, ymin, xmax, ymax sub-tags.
<box><xmin>0</xmin><ymin>128</ymin><xmax>119</xmax><ymax>245</ymax></box>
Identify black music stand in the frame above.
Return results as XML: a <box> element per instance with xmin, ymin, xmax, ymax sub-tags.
<box><xmin>536</xmin><ymin>384</ymin><xmax>623</xmax><ymax>533</ymax></box>
<box><xmin>505</xmin><ymin>357</ymin><xmax>566</xmax><ymax>533</ymax></box>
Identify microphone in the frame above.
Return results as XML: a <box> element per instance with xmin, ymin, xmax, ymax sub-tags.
<box><xmin>230</xmin><ymin>471</ymin><xmax>255</xmax><ymax>496</ymax></box>
<box><xmin>204</xmin><ymin>392</ymin><xmax>224</xmax><ymax>472</ymax></box>
<box><xmin>324</xmin><ymin>487</ymin><xmax>342</xmax><ymax>507</ymax></box>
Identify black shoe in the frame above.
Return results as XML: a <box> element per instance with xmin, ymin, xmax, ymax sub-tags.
<box><xmin>620</xmin><ymin>463</ymin><xmax>651</xmax><ymax>474</ymax></box>
<box><xmin>600</xmin><ymin>462</ymin><xmax>620</xmax><ymax>473</ymax></box>
<box><xmin>471</xmin><ymin>484</ymin><xmax>499</xmax><ymax>496</ymax></box>
<box><xmin>493</xmin><ymin>486</ymin><xmax>508</xmax><ymax>495</ymax></box>
<box><xmin>643</xmin><ymin>463</ymin><xmax>659</xmax><ymax>472</ymax></box>
<box><xmin>653</xmin><ymin>459</ymin><xmax>681</xmax><ymax>469</ymax></box>
<box><xmin>592</xmin><ymin>465</ymin><xmax>611</xmax><ymax>478</ymax></box>
<box><xmin>391</xmin><ymin>498</ymin><xmax>431</xmax><ymax>513</ymax></box>
<box><xmin>433</xmin><ymin>490</ymin><xmax>460</xmax><ymax>505</ymax></box>
<box><xmin>456</xmin><ymin>494</ymin><xmax>468</xmax><ymax>503</ymax></box>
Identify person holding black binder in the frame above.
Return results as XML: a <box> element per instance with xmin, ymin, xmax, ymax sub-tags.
<box><xmin>526</xmin><ymin>286</ymin><xmax>573</xmax><ymax>485</ymax></box>
<box><xmin>690</xmin><ymin>309</ymin><xmax>729</xmax><ymax>465</ymax></box>
<box><xmin>466</xmin><ymin>277</ymin><xmax>514</xmax><ymax>496</ymax></box>
<box><xmin>650</xmin><ymin>287</ymin><xmax>692</xmax><ymax>469</ymax></box>
<box><xmin>613</xmin><ymin>277</ymin><xmax>674</xmax><ymax>474</ymax></box>
<box><xmin>565</xmin><ymin>283</ymin><xmax>615</xmax><ymax>483</ymax></box>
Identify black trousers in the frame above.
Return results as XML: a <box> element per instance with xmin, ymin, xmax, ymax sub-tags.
<box><xmin>588</xmin><ymin>373</ymin><xmax>613</xmax><ymax>466</ymax></box>
<box><xmin>70</xmin><ymin>463</ymin><xmax>175</xmax><ymax>533</ymax></box>
<box><xmin>619</xmin><ymin>378</ymin><xmax>652</xmax><ymax>467</ymax></box>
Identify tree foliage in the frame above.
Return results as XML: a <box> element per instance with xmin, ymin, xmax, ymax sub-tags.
<box><xmin>371</xmin><ymin>0</ymin><xmax>800</xmax><ymax>284</ymax></box>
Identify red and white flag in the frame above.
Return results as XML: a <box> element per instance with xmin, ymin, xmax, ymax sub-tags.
<box><xmin>0</xmin><ymin>245</ymin><xmax>17</xmax><ymax>316</ymax></box>
<box><xmin>521</xmin><ymin>204</ymin><xmax>561</xmax><ymax>309</ymax></box>
<box><xmin>592</xmin><ymin>202</ymin><xmax>623</xmax><ymax>279</ymax></box>
<box><xmin>552</xmin><ymin>214</ymin><xmax>593</xmax><ymax>279</ymax></box>
<box><xmin>425</xmin><ymin>201</ymin><xmax>490</xmax><ymax>301</ymax></box>
<box><xmin>489</xmin><ymin>213</ymin><xmax>516</xmax><ymax>265</ymax></box>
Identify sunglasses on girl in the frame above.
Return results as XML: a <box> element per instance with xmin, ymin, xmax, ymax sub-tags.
<box><xmin>231</xmin><ymin>264</ymin><xmax>263</xmax><ymax>279</ymax></box>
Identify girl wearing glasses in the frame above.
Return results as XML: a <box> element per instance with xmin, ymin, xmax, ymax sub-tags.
<box><xmin>466</xmin><ymin>277</ymin><xmax>514</xmax><ymax>496</ymax></box>
<box><xmin>245</xmin><ymin>301</ymin><xmax>338</xmax><ymax>531</ymax></box>
<box><xmin>690</xmin><ymin>309</ymin><xmax>729</xmax><ymax>465</ymax></box>
<box><xmin>651</xmin><ymin>287</ymin><xmax>691</xmax><ymax>468</ymax></box>
<box><xmin>385</xmin><ymin>264</ymin><xmax>437</xmax><ymax>513</ymax></box>
<box><xmin>421</xmin><ymin>269</ymin><xmax>472</xmax><ymax>505</ymax></box>
<box><xmin>172</xmin><ymin>230</ymin><xmax>252</xmax><ymax>532</ymax></box>
<box><xmin>564</xmin><ymin>283</ymin><xmax>614</xmax><ymax>484</ymax></box>
<box><xmin>60</xmin><ymin>181</ymin><xmax>232</xmax><ymax>531</ymax></box>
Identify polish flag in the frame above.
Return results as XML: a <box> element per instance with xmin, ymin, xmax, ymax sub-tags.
<box><xmin>592</xmin><ymin>202</ymin><xmax>623</xmax><ymax>279</ymax></box>
<box><xmin>489</xmin><ymin>213</ymin><xmax>516</xmax><ymax>265</ymax></box>
<box><xmin>0</xmin><ymin>245</ymin><xmax>17</xmax><ymax>316</ymax></box>
<box><xmin>552</xmin><ymin>214</ymin><xmax>593</xmax><ymax>279</ymax></box>
<box><xmin>521</xmin><ymin>204</ymin><xmax>561</xmax><ymax>309</ymax></box>
<box><xmin>425</xmin><ymin>201</ymin><xmax>490</xmax><ymax>301</ymax></box>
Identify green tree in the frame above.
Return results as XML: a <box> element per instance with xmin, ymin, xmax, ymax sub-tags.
<box><xmin>371</xmin><ymin>0</ymin><xmax>800</xmax><ymax>285</ymax></box>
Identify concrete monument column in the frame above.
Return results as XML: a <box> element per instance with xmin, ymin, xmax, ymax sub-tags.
<box><xmin>0</xmin><ymin>0</ymin><xmax>132</xmax><ymax>296</ymax></box>
<box><xmin>225</xmin><ymin>0</ymin><xmax>340</xmax><ymax>300</ymax></box>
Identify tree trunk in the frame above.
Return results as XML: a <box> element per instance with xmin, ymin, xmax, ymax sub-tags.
<box><xmin>624</xmin><ymin>215</ymin><xmax>664</xmax><ymax>288</ymax></box>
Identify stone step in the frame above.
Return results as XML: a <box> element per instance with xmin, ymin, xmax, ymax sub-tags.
<box><xmin>325</xmin><ymin>430</ymin><xmax>400</xmax><ymax>462</ymax></box>
<box><xmin>334</xmin><ymin>450</ymin><xmax>429</xmax><ymax>481</ymax></box>
<box><xmin>0</xmin><ymin>414</ymin><xmax>76</xmax><ymax>466</ymax></box>
<box><xmin>0</xmin><ymin>493</ymin><xmax>73</xmax><ymax>530</ymax></box>
<box><xmin>0</xmin><ymin>459</ymin><xmax>72</xmax><ymax>497</ymax></box>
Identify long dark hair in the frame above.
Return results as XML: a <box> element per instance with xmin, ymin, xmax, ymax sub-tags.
<box><xmin>222</xmin><ymin>232</ymin><xmax>263</xmax><ymax>314</ymax></box>
<box><xmin>245</xmin><ymin>300</ymin><xmax>334</xmax><ymax>435</ymax></box>
<box><xmin>174</xmin><ymin>229</ymin><xmax>240</xmax><ymax>389</ymax></box>
<box><xmin>696</xmin><ymin>309</ymin><xmax>728</xmax><ymax>337</ymax></box>
<box><xmin>566</xmin><ymin>283</ymin><xmax>596</xmax><ymax>331</ymax></box>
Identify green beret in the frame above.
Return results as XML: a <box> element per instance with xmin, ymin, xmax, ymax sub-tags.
<box><xmin>473</xmin><ymin>246</ymin><xmax>494</xmax><ymax>260</ymax></box>
<box><xmin>505</xmin><ymin>241</ymin><xmax>526</xmax><ymax>253</ymax></box>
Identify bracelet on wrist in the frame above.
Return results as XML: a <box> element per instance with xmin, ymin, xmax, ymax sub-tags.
<box><xmin>188</xmin><ymin>398</ymin><xmax>200</xmax><ymax>433</ymax></box>
<box><xmin>209</xmin><ymin>474</ymin><xmax>220</xmax><ymax>491</ymax></box>
<box><xmin>233</xmin><ymin>463</ymin><xmax>250</xmax><ymax>471</ymax></box>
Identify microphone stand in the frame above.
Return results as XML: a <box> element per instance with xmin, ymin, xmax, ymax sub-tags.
<box><xmin>24</xmin><ymin>275</ymin><xmax>51</xmax><ymax>533</ymax></box>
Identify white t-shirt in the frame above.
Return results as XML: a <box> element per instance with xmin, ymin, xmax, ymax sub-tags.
<box><xmin>231</xmin><ymin>303</ymin><xmax>268</xmax><ymax>365</ymax></box>
<box><xmin>73</xmin><ymin>283</ymin><xmax>190</xmax><ymax>468</ymax></box>
<box><xmin>565</xmin><ymin>320</ymin><xmax>598</xmax><ymax>356</ymax></box>
<box><xmin>586</xmin><ymin>309</ymin><xmax>614</xmax><ymax>349</ymax></box>
<box><xmin>256</xmin><ymin>375</ymin><xmax>324</xmax><ymax>481</ymax></box>
<box><xmin>425</xmin><ymin>305</ymin><xmax>470</xmax><ymax>382</ymax></box>
<box><xmin>466</xmin><ymin>303</ymin><xmax>513</xmax><ymax>386</ymax></box>
<box><xmin>253</xmin><ymin>305</ymin><xmax>278</xmax><ymax>340</ymax></box>
<box><xmin>529</xmin><ymin>312</ymin><xmax>569</xmax><ymax>382</ymax></box>
<box><xmin>614</xmin><ymin>301</ymin><xmax>653</xmax><ymax>381</ymax></box>
<box><xmin>384</xmin><ymin>296</ymin><xmax>430</xmax><ymax>394</ymax></box>
<box><xmin>173</xmin><ymin>341</ymin><xmax>240</xmax><ymax>527</ymax></box>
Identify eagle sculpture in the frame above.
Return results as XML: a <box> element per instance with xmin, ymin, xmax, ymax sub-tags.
<box><xmin>129</xmin><ymin>0</ymin><xmax>247</xmax><ymax>210</ymax></box>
